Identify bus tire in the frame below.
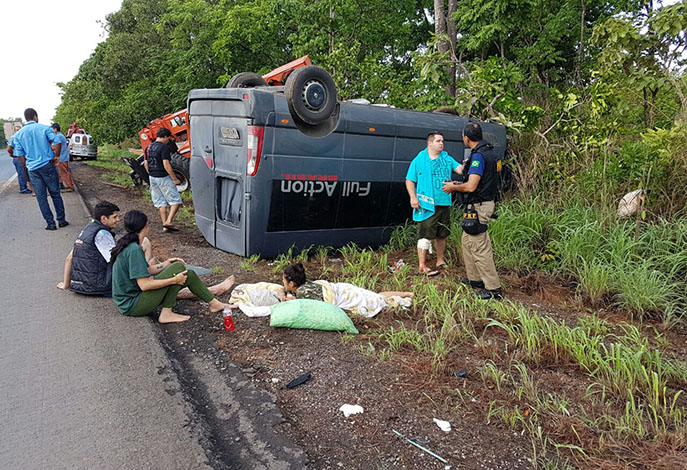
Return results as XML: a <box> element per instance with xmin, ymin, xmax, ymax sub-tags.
<box><xmin>225</xmin><ymin>72</ymin><xmax>268</xmax><ymax>88</ymax></box>
<box><xmin>171</xmin><ymin>153</ymin><xmax>191</xmax><ymax>192</ymax></box>
<box><xmin>285</xmin><ymin>66</ymin><xmax>337</xmax><ymax>125</ymax></box>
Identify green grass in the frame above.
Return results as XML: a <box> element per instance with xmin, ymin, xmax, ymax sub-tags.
<box><xmin>211</xmin><ymin>265</ymin><xmax>226</xmax><ymax>275</ymax></box>
<box><xmin>84</xmin><ymin>144</ymin><xmax>135</xmax><ymax>187</ymax></box>
<box><xmin>479</xmin><ymin>361</ymin><xmax>507</xmax><ymax>391</ymax></box>
<box><xmin>271</xmin><ymin>246</ymin><xmax>297</xmax><ymax>274</ymax></box>
<box><xmin>330</xmin><ymin>193</ymin><xmax>687</xmax><ymax>467</ymax></box>
<box><xmin>239</xmin><ymin>254</ymin><xmax>261</xmax><ymax>272</ymax></box>
<box><xmin>614</xmin><ymin>262</ymin><xmax>678</xmax><ymax>318</ymax></box>
<box><xmin>487</xmin><ymin>196</ymin><xmax>686</xmax><ymax>320</ymax></box>
<box><xmin>371</xmin><ymin>323</ymin><xmax>427</xmax><ymax>353</ymax></box>
<box><xmin>484</xmin><ymin>302</ymin><xmax>687</xmax><ymax>444</ymax></box>
<box><xmin>575</xmin><ymin>260</ymin><xmax>613</xmax><ymax>306</ymax></box>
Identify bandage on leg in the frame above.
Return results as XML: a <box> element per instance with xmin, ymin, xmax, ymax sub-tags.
<box><xmin>417</xmin><ymin>238</ymin><xmax>433</xmax><ymax>254</ymax></box>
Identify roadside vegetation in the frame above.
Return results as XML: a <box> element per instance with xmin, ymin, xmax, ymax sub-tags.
<box><xmin>87</xmin><ymin>144</ymin><xmax>136</xmax><ymax>188</ymax></box>
<box><xmin>56</xmin><ymin>0</ymin><xmax>687</xmax><ymax>468</ymax></box>
<box><xmin>84</xmin><ymin>144</ymin><xmax>197</xmax><ymax>226</ymax></box>
<box><xmin>291</xmin><ymin>216</ymin><xmax>687</xmax><ymax>468</ymax></box>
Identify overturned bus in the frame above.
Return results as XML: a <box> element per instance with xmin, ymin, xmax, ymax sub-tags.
<box><xmin>188</xmin><ymin>84</ymin><xmax>506</xmax><ymax>257</ymax></box>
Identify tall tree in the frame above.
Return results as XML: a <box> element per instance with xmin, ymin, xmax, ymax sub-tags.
<box><xmin>592</xmin><ymin>0</ymin><xmax>687</xmax><ymax>127</ymax></box>
<box><xmin>433</xmin><ymin>0</ymin><xmax>457</xmax><ymax>97</ymax></box>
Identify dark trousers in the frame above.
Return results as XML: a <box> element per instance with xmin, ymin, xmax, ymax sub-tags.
<box><xmin>28</xmin><ymin>161</ymin><xmax>66</xmax><ymax>226</ymax></box>
<box><xmin>12</xmin><ymin>157</ymin><xmax>30</xmax><ymax>192</ymax></box>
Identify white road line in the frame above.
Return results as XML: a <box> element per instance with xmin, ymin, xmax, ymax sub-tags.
<box><xmin>0</xmin><ymin>173</ymin><xmax>18</xmax><ymax>194</ymax></box>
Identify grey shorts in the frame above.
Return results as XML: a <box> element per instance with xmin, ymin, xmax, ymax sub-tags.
<box><xmin>149</xmin><ymin>175</ymin><xmax>183</xmax><ymax>208</ymax></box>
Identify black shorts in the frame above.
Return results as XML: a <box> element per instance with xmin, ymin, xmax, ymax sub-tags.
<box><xmin>417</xmin><ymin>205</ymin><xmax>451</xmax><ymax>240</ymax></box>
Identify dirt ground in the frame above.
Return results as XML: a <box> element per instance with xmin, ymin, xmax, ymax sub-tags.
<box><xmin>71</xmin><ymin>162</ymin><xmax>686</xmax><ymax>470</ymax></box>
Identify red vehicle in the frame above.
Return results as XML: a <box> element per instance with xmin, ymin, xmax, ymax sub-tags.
<box><xmin>136</xmin><ymin>109</ymin><xmax>191</xmax><ymax>191</ymax></box>
<box><xmin>125</xmin><ymin>56</ymin><xmax>332</xmax><ymax>192</ymax></box>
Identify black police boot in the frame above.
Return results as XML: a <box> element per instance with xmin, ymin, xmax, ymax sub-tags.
<box><xmin>461</xmin><ymin>277</ymin><xmax>485</xmax><ymax>289</ymax></box>
<box><xmin>475</xmin><ymin>288</ymin><xmax>503</xmax><ymax>300</ymax></box>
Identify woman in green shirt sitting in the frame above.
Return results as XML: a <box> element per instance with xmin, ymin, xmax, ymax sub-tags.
<box><xmin>111</xmin><ymin>210</ymin><xmax>232</xmax><ymax>323</ymax></box>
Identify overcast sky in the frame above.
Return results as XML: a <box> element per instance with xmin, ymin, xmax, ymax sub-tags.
<box><xmin>1</xmin><ymin>0</ymin><xmax>122</xmax><ymax>123</ymax></box>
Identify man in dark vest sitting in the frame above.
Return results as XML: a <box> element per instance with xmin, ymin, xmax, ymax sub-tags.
<box><xmin>57</xmin><ymin>201</ymin><xmax>153</xmax><ymax>295</ymax></box>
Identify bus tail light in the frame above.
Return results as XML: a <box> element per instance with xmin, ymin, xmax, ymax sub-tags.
<box><xmin>246</xmin><ymin>126</ymin><xmax>264</xmax><ymax>176</ymax></box>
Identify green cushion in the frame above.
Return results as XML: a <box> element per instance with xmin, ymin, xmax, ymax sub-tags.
<box><xmin>270</xmin><ymin>299</ymin><xmax>359</xmax><ymax>334</ymax></box>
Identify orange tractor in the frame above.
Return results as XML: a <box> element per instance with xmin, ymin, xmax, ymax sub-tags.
<box><xmin>132</xmin><ymin>108</ymin><xmax>192</xmax><ymax>190</ymax></box>
<box><xmin>124</xmin><ymin>55</ymin><xmax>337</xmax><ymax>191</ymax></box>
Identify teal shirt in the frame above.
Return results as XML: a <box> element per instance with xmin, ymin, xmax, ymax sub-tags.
<box><xmin>11</xmin><ymin>121</ymin><xmax>58</xmax><ymax>171</ymax></box>
<box><xmin>53</xmin><ymin>132</ymin><xmax>69</xmax><ymax>162</ymax></box>
<box><xmin>112</xmin><ymin>243</ymin><xmax>151</xmax><ymax>314</ymax></box>
<box><xmin>406</xmin><ymin>149</ymin><xmax>459</xmax><ymax>221</ymax></box>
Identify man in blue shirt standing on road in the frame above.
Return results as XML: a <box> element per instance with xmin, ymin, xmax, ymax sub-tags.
<box><xmin>11</xmin><ymin>108</ymin><xmax>69</xmax><ymax>230</ymax></box>
<box><xmin>51</xmin><ymin>123</ymin><xmax>75</xmax><ymax>191</ymax></box>
<box><xmin>7</xmin><ymin>124</ymin><xmax>33</xmax><ymax>194</ymax></box>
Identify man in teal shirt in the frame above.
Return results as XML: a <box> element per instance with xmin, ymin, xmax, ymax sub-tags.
<box><xmin>12</xmin><ymin>108</ymin><xmax>69</xmax><ymax>230</ymax></box>
<box><xmin>51</xmin><ymin>123</ymin><xmax>75</xmax><ymax>191</ymax></box>
<box><xmin>405</xmin><ymin>131</ymin><xmax>463</xmax><ymax>275</ymax></box>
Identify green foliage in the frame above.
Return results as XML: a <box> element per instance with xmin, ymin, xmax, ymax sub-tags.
<box><xmin>239</xmin><ymin>254</ymin><xmax>261</xmax><ymax>272</ymax></box>
<box><xmin>55</xmin><ymin>0</ymin><xmax>180</xmax><ymax>143</ymax></box>
<box><xmin>56</xmin><ymin>0</ymin><xmax>430</xmax><ymax>144</ymax></box>
<box><xmin>85</xmin><ymin>144</ymin><xmax>135</xmax><ymax>187</ymax></box>
<box><xmin>490</xmin><ymin>194</ymin><xmax>686</xmax><ymax>319</ymax></box>
<box><xmin>459</xmin><ymin>58</ymin><xmax>525</xmax><ymax>117</ymax></box>
<box><xmin>591</xmin><ymin>1</ymin><xmax>687</xmax><ymax>128</ymax></box>
<box><xmin>211</xmin><ymin>265</ymin><xmax>226</xmax><ymax>275</ymax></box>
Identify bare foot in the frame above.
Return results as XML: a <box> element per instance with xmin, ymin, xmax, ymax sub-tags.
<box><xmin>158</xmin><ymin>310</ymin><xmax>191</xmax><ymax>323</ymax></box>
<box><xmin>57</xmin><ymin>281</ymin><xmax>66</xmax><ymax>290</ymax></box>
<box><xmin>209</xmin><ymin>300</ymin><xmax>236</xmax><ymax>314</ymax></box>
<box><xmin>209</xmin><ymin>275</ymin><xmax>235</xmax><ymax>296</ymax></box>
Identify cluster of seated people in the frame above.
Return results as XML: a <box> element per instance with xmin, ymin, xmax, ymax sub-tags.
<box><xmin>60</xmin><ymin>201</ymin><xmax>413</xmax><ymax>323</ymax></box>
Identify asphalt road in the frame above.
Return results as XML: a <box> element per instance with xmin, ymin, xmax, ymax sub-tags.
<box><xmin>0</xmin><ymin>183</ymin><xmax>214</xmax><ymax>469</ymax></box>
<box><xmin>0</xmin><ymin>149</ymin><xmax>16</xmax><ymax>186</ymax></box>
<box><xmin>0</xmin><ymin>176</ymin><xmax>306</xmax><ymax>469</ymax></box>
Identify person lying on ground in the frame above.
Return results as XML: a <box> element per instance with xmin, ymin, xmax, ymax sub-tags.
<box><xmin>110</xmin><ymin>210</ymin><xmax>233</xmax><ymax>323</ymax></box>
<box><xmin>57</xmin><ymin>201</ymin><xmax>154</xmax><ymax>293</ymax></box>
<box><xmin>282</xmin><ymin>263</ymin><xmax>414</xmax><ymax>318</ymax></box>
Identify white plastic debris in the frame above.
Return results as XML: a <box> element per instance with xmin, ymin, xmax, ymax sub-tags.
<box><xmin>271</xmin><ymin>378</ymin><xmax>280</xmax><ymax>383</ymax></box>
<box><xmin>339</xmin><ymin>404</ymin><xmax>364</xmax><ymax>418</ymax></box>
<box><xmin>433</xmin><ymin>418</ymin><xmax>451</xmax><ymax>432</ymax></box>
<box><xmin>617</xmin><ymin>189</ymin><xmax>645</xmax><ymax>217</ymax></box>
<box><xmin>237</xmin><ymin>303</ymin><xmax>272</xmax><ymax>317</ymax></box>
<box><xmin>389</xmin><ymin>259</ymin><xmax>406</xmax><ymax>273</ymax></box>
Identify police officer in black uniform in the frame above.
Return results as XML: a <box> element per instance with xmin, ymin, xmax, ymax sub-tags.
<box><xmin>443</xmin><ymin>122</ymin><xmax>502</xmax><ymax>299</ymax></box>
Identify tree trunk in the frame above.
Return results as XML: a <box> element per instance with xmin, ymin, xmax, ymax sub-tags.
<box><xmin>643</xmin><ymin>87</ymin><xmax>649</xmax><ymax>129</ymax></box>
<box><xmin>329</xmin><ymin>6</ymin><xmax>335</xmax><ymax>55</ymax></box>
<box><xmin>447</xmin><ymin>0</ymin><xmax>457</xmax><ymax>97</ymax></box>
<box><xmin>434</xmin><ymin>0</ymin><xmax>457</xmax><ymax>99</ymax></box>
<box><xmin>577</xmin><ymin>0</ymin><xmax>586</xmax><ymax>84</ymax></box>
<box><xmin>434</xmin><ymin>0</ymin><xmax>447</xmax><ymax>45</ymax></box>
<box><xmin>649</xmin><ymin>86</ymin><xmax>658</xmax><ymax>129</ymax></box>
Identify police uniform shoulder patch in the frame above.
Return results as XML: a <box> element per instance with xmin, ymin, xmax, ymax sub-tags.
<box><xmin>471</xmin><ymin>160</ymin><xmax>480</xmax><ymax>167</ymax></box>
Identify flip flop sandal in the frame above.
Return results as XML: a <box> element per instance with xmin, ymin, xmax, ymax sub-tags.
<box><xmin>286</xmin><ymin>371</ymin><xmax>312</xmax><ymax>389</ymax></box>
<box><xmin>416</xmin><ymin>268</ymin><xmax>440</xmax><ymax>277</ymax></box>
<box><xmin>163</xmin><ymin>225</ymin><xmax>180</xmax><ymax>232</ymax></box>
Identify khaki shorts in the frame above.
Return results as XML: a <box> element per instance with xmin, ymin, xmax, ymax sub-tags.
<box><xmin>417</xmin><ymin>205</ymin><xmax>451</xmax><ymax>240</ymax></box>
